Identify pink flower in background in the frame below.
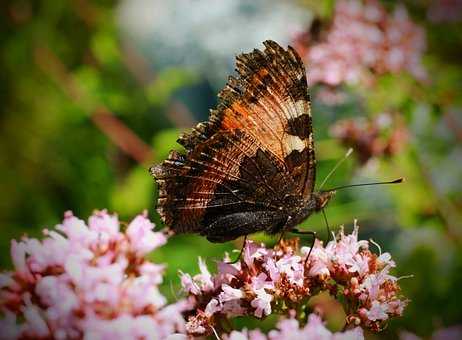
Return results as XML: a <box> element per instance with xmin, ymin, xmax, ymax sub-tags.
<box><xmin>181</xmin><ymin>223</ymin><xmax>408</xmax><ymax>336</ymax></box>
<box><xmin>330</xmin><ymin>113</ymin><xmax>409</xmax><ymax>164</ymax></box>
<box><xmin>294</xmin><ymin>0</ymin><xmax>426</xmax><ymax>91</ymax></box>
<box><xmin>0</xmin><ymin>210</ymin><xmax>186</xmax><ymax>339</ymax></box>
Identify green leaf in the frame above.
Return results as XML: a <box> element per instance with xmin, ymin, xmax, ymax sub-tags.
<box><xmin>110</xmin><ymin>166</ymin><xmax>153</xmax><ymax>219</ymax></box>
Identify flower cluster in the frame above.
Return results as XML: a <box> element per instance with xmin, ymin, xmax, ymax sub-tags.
<box><xmin>224</xmin><ymin>313</ymin><xmax>364</xmax><ymax>340</ymax></box>
<box><xmin>181</xmin><ymin>223</ymin><xmax>407</xmax><ymax>336</ymax></box>
<box><xmin>330</xmin><ymin>113</ymin><xmax>409</xmax><ymax>164</ymax></box>
<box><xmin>294</xmin><ymin>0</ymin><xmax>426</xmax><ymax>88</ymax></box>
<box><xmin>0</xmin><ymin>210</ymin><xmax>186</xmax><ymax>339</ymax></box>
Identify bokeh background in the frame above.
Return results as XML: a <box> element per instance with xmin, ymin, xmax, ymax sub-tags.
<box><xmin>1</xmin><ymin>0</ymin><xmax>461</xmax><ymax>338</ymax></box>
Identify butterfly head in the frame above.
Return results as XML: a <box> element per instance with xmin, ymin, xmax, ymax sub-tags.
<box><xmin>313</xmin><ymin>190</ymin><xmax>336</xmax><ymax>211</ymax></box>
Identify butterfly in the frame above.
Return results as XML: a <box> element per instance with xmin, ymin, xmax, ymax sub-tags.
<box><xmin>151</xmin><ymin>40</ymin><xmax>335</xmax><ymax>243</ymax></box>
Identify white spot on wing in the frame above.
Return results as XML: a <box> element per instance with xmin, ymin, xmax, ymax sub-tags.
<box><xmin>285</xmin><ymin>134</ymin><xmax>306</xmax><ymax>153</ymax></box>
<box><xmin>295</xmin><ymin>99</ymin><xmax>310</xmax><ymax>117</ymax></box>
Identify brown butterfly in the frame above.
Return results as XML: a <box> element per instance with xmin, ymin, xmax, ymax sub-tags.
<box><xmin>150</xmin><ymin>40</ymin><xmax>338</xmax><ymax>243</ymax></box>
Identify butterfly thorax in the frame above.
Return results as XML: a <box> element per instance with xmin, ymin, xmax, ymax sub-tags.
<box><xmin>283</xmin><ymin>190</ymin><xmax>336</xmax><ymax>232</ymax></box>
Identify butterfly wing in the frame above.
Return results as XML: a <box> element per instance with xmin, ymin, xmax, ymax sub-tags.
<box><xmin>152</xmin><ymin>130</ymin><xmax>295</xmax><ymax>242</ymax></box>
<box><xmin>179</xmin><ymin>40</ymin><xmax>316</xmax><ymax>198</ymax></box>
<box><xmin>152</xmin><ymin>40</ymin><xmax>315</xmax><ymax>241</ymax></box>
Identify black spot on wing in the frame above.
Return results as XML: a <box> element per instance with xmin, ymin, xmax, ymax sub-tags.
<box><xmin>286</xmin><ymin>74</ymin><xmax>308</xmax><ymax>102</ymax></box>
<box><xmin>286</xmin><ymin>114</ymin><xmax>312</xmax><ymax>139</ymax></box>
<box><xmin>285</xmin><ymin>148</ymin><xmax>310</xmax><ymax>168</ymax></box>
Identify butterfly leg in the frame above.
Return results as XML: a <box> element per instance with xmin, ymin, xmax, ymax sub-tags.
<box><xmin>227</xmin><ymin>235</ymin><xmax>248</xmax><ymax>264</ymax></box>
<box><xmin>322</xmin><ymin>208</ymin><xmax>331</xmax><ymax>244</ymax></box>
<box><xmin>276</xmin><ymin>231</ymin><xmax>286</xmax><ymax>245</ymax></box>
<box><xmin>290</xmin><ymin>229</ymin><xmax>317</xmax><ymax>267</ymax></box>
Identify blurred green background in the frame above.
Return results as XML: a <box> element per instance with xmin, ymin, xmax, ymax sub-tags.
<box><xmin>1</xmin><ymin>0</ymin><xmax>461</xmax><ymax>338</ymax></box>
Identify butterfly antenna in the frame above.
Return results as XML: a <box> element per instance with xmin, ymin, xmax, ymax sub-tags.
<box><xmin>324</xmin><ymin>178</ymin><xmax>404</xmax><ymax>192</ymax></box>
<box><xmin>318</xmin><ymin>148</ymin><xmax>353</xmax><ymax>190</ymax></box>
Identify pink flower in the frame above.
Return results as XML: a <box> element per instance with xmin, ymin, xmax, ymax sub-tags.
<box><xmin>244</xmin><ymin>242</ymin><xmax>268</xmax><ymax>268</ymax></box>
<box><xmin>181</xmin><ymin>224</ymin><xmax>408</xmax><ymax>336</ymax></box>
<box><xmin>11</xmin><ymin>240</ymin><xmax>32</xmax><ymax>282</ymax></box>
<box><xmin>365</xmin><ymin>300</ymin><xmax>389</xmax><ymax>321</ymax></box>
<box><xmin>346</xmin><ymin>254</ymin><xmax>370</xmax><ymax>276</ymax></box>
<box><xmin>294</xmin><ymin>0</ymin><xmax>426</xmax><ymax>96</ymax></box>
<box><xmin>139</xmin><ymin>262</ymin><xmax>165</xmax><ymax>285</ymax></box>
<box><xmin>301</xmin><ymin>314</ymin><xmax>333</xmax><ymax>338</ymax></box>
<box><xmin>88</xmin><ymin>209</ymin><xmax>120</xmax><ymax>236</ymax></box>
<box><xmin>126</xmin><ymin>212</ymin><xmax>166</xmax><ymax>256</ymax></box>
<box><xmin>0</xmin><ymin>210</ymin><xmax>186</xmax><ymax>339</ymax></box>
<box><xmin>219</xmin><ymin>284</ymin><xmax>244</xmax><ymax>302</ymax></box>
<box><xmin>22</xmin><ymin>302</ymin><xmax>50</xmax><ymax>338</ymax></box>
<box><xmin>195</xmin><ymin>257</ymin><xmax>214</xmax><ymax>292</ymax></box>
<box><xmin>0</xmin><ymin>211</ymin><xmax>407</xmax><ymax>338</ymax></box>
<box><xmin>377</xmin><ymin>252</ymin><xmax>396</xmax><ymax>267</ymax></box>
<box><xmin>205</xmin><ymin>298</ymin><xmax>222</xmax><ymax>316</ymax></box>
<box><xmin>56</xmin><ymin>212</ymin><xmax>96</xmax><ymax>247</ymax></box>
<box><xmin>251</xmin><ymin>289</ymin><xmax>273</xmax><ymax>318</ymax></box>
<box><xmin>226</xmin><ymin>329</ymin><xmax>267</xmax><ymax>340</ymax></box>
<box><xmin>251</xmin><ymin>273</ymin><xmax>274</xmax><ymax>291</ymax></box>
<box><xmin>180</xmin><ymin>272</ymin><xmax>201</xmax><ymax>295</ymax></box>
<box><xmin>275</xmin><ymin>255</ymin><xmax>304</xmax><ymax>286</ymax></box>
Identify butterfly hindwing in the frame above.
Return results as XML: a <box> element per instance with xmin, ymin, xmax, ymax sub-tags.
<box><xmin>152</xmin><ymin>130</ymin><xmax>296</xmax><ymax>242</ymax></box>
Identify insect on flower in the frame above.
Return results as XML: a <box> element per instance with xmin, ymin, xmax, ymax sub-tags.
<box><xmin>151</xmin><ymin>40</ymin><xmax>401</xmax><ymax>247</ymax></box>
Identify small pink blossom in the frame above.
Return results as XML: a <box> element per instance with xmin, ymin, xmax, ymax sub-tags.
<box><xmin>251</xmin><ymin>272</ymin><xmax>273</xmax><ymax>291</ymax></box>
<box><xmin>88</xmin><ymin>209</ymin><xmax>120</xmax><ymax>236</ymax></box>
<box><xmin>11</xmin><ymin>240</ymin><xmax>32</xmax><ymax>282</ymax></box>
<box><xmin>180</xmin><ymin>272</ymin><xmax>201</xmax><ymax>295</ymax></box>
<box><xmin>365</xmin><ymin>300</ymin><xmax>389</xmax><ymax>321</ymax></box>
<box><xmin>195</xmin><ymin>257</ymin><xmax>214</xmax><ymax>292</ymax></box>
<box><xmin>219</xmin><ymin>284</ymin><xmax>244</xmax><ymax>302</ymax></box>
<box><xmin>251</xmin><ymin>288</ymin><xmax>273</xmax><ymax>318</ymax></box>
<box><xmin>377</xmin><ymin>252</ymin><xmax>396</xmax><ymax>267</ymax></box>
<box><xmin>205</xmin><ymin>298</ymin><xmax>222</xmax><ymax>316</ymax></box>
<box><xmin>244</xmin><ymin>242</ymin><xmax>268</xmax><ymax>268</ymax></box>
<box><xmin>126</xmin><ymin>212</ymin><xmax>166</xmax><ymax>256</ymax></box>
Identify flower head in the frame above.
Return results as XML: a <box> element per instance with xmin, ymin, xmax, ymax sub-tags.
<box><xmin>0</xmin><ymin>210</ymin><xmax>186</xmax><ymax>339</ymax></box>
<box><xmin>180</xmin><ymin>223</ymin><xmax>408</xmax><ymax>336</ymax></box>
<box><xmin>294</xmin><ymin>0</ymin><xmax>426</xmax><ymax>99</ymax></box>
